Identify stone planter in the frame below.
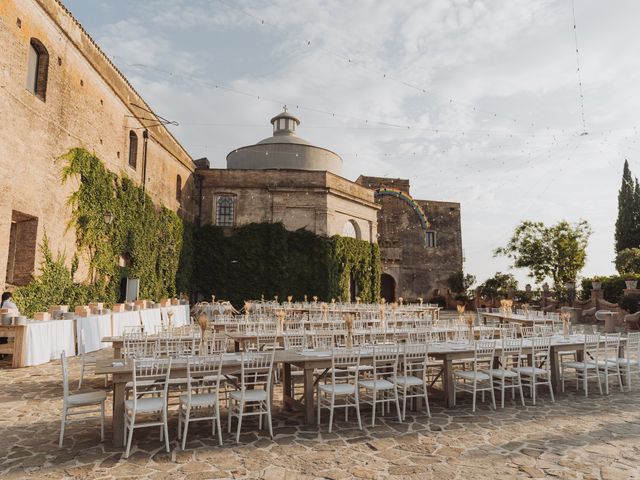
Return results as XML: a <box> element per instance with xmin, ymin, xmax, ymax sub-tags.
<box><xmin>625</xmin><ymin>280</ymin><xmax>638</xmax><ymax>290</ymax></box>
<box><xmin>591</xmin><ymin>281</ymin><xmax>602</xmax><ymax>290</ymax></box>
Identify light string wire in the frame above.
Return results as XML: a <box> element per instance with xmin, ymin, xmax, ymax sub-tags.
<box><xmin>571</xmin><ymin>0</ymin><xmax>588</xmax><ymax>135</ymax></box>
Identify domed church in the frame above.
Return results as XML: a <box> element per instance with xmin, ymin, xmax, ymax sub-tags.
<box><xmin>196</xmin><ymin>108</ymin><xmax>463</xmax><ymax>302</ymax></box>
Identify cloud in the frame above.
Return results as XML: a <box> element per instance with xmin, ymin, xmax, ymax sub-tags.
<box><xmin>63</xmin><ymin>0</ymin><xmax>640</xmax><ymax>286</ymax></box>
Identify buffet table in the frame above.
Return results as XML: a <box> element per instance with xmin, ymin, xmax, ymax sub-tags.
<box><xmin>24</xmin><ymin>319</ymin><xmax>76</xmax><ymax>366</ymax></box>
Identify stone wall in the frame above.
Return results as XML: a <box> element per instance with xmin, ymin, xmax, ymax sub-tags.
<box><xmin>356</xmin><ymin>176</ymin><xmax>463</xmax><ymax>301</ymax></box>
<box><xmin>198</xmin><ymin>169</ymin><xmax>379</xmax><ymax>242</ymax></box>
<box><xmin>0</xmin><ymin>0</ymin><xmax>195</xmax><ymax>290</ymax></box>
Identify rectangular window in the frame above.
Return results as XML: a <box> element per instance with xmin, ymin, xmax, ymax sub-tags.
<box><xmin>26</xmin><ymin>44</ymin><xmax>38</xmax><ymax>92</ymax></box>
<box><xmin>426</xmin><ymin>231</ymin><xmax>436</xmax><ymax>248</ymax></box>
<box><xmin>215</xmin><ymin>195</ymin><xmax>235</xmax><ymax>226</ymax></box>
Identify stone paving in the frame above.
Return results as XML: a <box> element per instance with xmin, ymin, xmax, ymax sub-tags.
<box><xmin>1</xmin><ymin>351</ymin><xmax>640</xmax><ymax>480</ymax></box>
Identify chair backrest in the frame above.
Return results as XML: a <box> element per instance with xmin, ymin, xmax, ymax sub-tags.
<box><xmin>534</xmin><ymin>325</ymin><xmax>553</xmax><ymax>337</ymax></box>
<box><xmin>124</xmin><ymin>335</ymin><xmax>151</xmax><ymax>359</ymax></box>
<box><xmin>257</xmin><ymin>333</ymin><xmax>278</xmax><ymax>351</ymax></box>
<box><xmin>239</xmin><ymin>351</ymin><xmax>275</xmax><ymax>392</ymax></box>
<box><xmin>499</xmin><ymin>338</ymin><xmax>522</xmax><ymax>369</ymax></box>
<box><xmin>132</xmin><ymin>358</ymin><xmax>172</xmax><ymax>404</ymax></box>
<box><xmin>60</xmin><ymin>350</ymin><xmax>69</xmax><ymax>401</ymax></box>
<box><xmin>626</xmin><ymin>332</ymin><xmax>640</xmax><ymax>359</ymax></box>
<box><xmin>529</xmin><ymin>336</ymin><xmax>551</xmax><ymax>367</ymax></box>
<box><xmin>283</xmin><ymin>333</ymin><xmax>306</xmax><ymax>350</ymax></box>
<box><xmin>186</xmin><ymin>355</ymin><xmax>223</xmax><ymax>398</ymax></box>
<box><xmin>473</xmin><ymin>340</ymin><xmax>495</xmax><ymax>370</ymax></box>
<box><xmin>371</xmin><ymin>344</ymin><xmax>399</xmax><ymax>380</ymax></box>
<box><xmin>582</xmin><ymin>333</ymin><xmax>600</xmax><ymax>362</ymax></box>
<box><xmin>312</xmin><ymin>333</ymin><xmax>335</xmax><ymax>350</ymax></box>
<box><xmin>201</xmin><ymin>334</ymin><xmax>227</xmax><ymax>354</ymax></box>
<box><xmin>164</xmin><ymin>337</ymin><xmax>195</xmax><ymax>357</ymax></box>
<box><xmin>602</xmin><ymin>333</ymin><xmax>620</xmax><ymax>358</ymax></box>
<box><xmin>330</xmin><ymin>347</ymin><xmax>360</xmax><ymax>384</ymax></box>
<box><xmin>519</xmin><ymin>326</ymin><xmax>535</xmax><ymax>338</ymax></box>
<box><xmin>499</xmin><ymin>325</ymin><xmax>517</xmax><ymax>340</ymax></box>
<box><xmin>401</xmin><ymin>343</ymin><xmax>428</xmax><ymax>379</ymax></box>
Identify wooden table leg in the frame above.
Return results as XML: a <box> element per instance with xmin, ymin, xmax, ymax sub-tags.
<box><xmin>114</xmin><ymin>345</ymin><xmax>121</xmax><ymax>359</ymax></box>
<box><xmin>443</xmin><ymin>358</ymin><xmax>455</xmax><ymax>408</ymax></box>
<box><xmin>234</xmin><ymin>340</ymin><xmax>241</xmax><ymax>353</ymax></box>
<box><xmin>283</xmin><ymin>363</ymin><xmax>292</xmax><ymax>411</ymax></box>
<box><xmin>112</xmin><ymin>378</ymin><xmax>125</xmax><ymax>447</ymax></box>
<box><xmin>303</xmin><ymin>367</ymin><xmax>315</xmax><ymax>423</ymax></box>
<box><xmin>550</xmin><ymin>347</ymin><xmax>561</xmax><ymax>395</ymax></box>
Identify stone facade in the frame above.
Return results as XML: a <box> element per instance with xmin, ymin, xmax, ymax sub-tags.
<box><xmin>357</xmin><ymin>176</ymin><xmax>463</xmax><ymax>302</ymax></box>
<box><xmin>198</xmin><ymin>168</ymin><xmax>379</xmax><ymax>242</ymax></box>
<box><xmin>0</xmin><ymin>0</ymin><xmax>195</xmax><ymax>290</ymax></box>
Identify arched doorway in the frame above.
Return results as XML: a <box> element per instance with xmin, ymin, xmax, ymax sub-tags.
<box><xmin>381</xmin><ymin>273</ymin><xmax>396</xmax><ymax>303</ymax></box>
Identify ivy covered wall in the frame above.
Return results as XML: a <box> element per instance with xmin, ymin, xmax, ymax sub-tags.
<box><xmin>193</xmin><ymin>223</ymin><xmax>381</xmax><ymax>307</ymax></box>
<box><xmin>13</xmin><ymin>148</ymin><xmax>381</xmax><ymax>315</ymax></box>
<box><xmin>14</xmin><ymin>148</ymin><xmax>192</xmax><ymax>316</ymax></box>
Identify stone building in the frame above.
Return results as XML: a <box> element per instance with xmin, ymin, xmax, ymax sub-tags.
<box><xmin>197</xmin><ymin>109</ymin><xmax>380</xmax><ymax>243</ymax></box>
<box><xmin>0</xmin><ymin>0</ymin><xmax>463</xmax><ymax>303</ymax></box>
<box><xmin>356</xmin><ymin>177</ymin><xmax>463</xmax><ymax>302</ymax></box>
<box><xmin>0</xmin><ymin>0</ymin><xmax>196</xmax><ymax>290</ymax></box>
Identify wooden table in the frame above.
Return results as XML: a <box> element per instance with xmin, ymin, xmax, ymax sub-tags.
<box><xmin>95</xmin><ymin>335</ymin><xmax>620</xmax><ymax>446</ymax></box>
<box><xmin>479</xmin><ymin>312</ymin><xmax>554</xmax><ymax>326</ymax></box>
<box><xmin>0</xmin><ymin>324</ymin><xmax>27</xmax><ymax>368</ymax></box>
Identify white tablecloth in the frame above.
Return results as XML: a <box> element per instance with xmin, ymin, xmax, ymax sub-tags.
<box><xmin>140</xmin><ymin>309</ymin><xmax>163</xmax><ymax>333</ymax></box>
<box><xmin>76</xmin><ymin>314</ymin><xmax>111</xmax><ymax>353</ymax></box>
<box><xmin>111</xmin><ymin>311</ymin><xmax>142</xmax><ymax>336</ymax></box>
<box><xmin>24</xmin><ymin>319</ymin><xmax>76</xmax><ymax>366</ymax></box>
<box><xmin>162</xmin><ymin>304</ymin><xmax>190</xmax><ymax>327</ymax></box>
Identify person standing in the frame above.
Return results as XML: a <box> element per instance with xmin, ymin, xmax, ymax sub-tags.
<box><xmin>0</xmin><ymin>291</ymin><xmax>19</xmax><ymax>313</ymax></box>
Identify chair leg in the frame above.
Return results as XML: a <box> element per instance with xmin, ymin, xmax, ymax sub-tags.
<box><xmin>317</xmin><ymin>388</ymin><xmax>321</xmax><ymax>426</ymax></box>
<box><xmin>371</xmin><ymin>391</ymin><xmax>377</xmax><ymax>427</ymax></box>
<box><xmin>393</xmin><ymin>390</ymin><xmax>402</xmax><ymax>422</ymax></box>
<box><xmin>355</xmin><ymin>393</ymin><xmax>363</xmax><ymax>430</ymax></box>
<box><xmin>489</xmin><ymin>384</ymin><xmax>496</xmax><ymax>410</ymax></box>
<box><xmin>471</xmin><ymin>383</ymin><xmax>477</xmax><ymax>412</ymax></box>
<box><xmin>328</xmin><ymin>396</ymin><xmax>335</xmax><ymax>433</ymax></box>
<box><xmin>59</xmin><ymin>407</ymin><xmax>66</xmax><ymax>448</ymax></box>
<box><xmin>215</xmin><ymin>404</ymin><xmax>223</xmax><ymax>446</ymax></box>
<box><xmin>163</xmin><ymin>409</ymin><xmax>170</xmax><ymax>453</ymax></box>
<box><xmin>267</xmin><ymin>400</ymin><xmax>273</xmax><ymax>439</ymax></box>
<box><xmin>181</xmin><ymin>407</ymin><xmax>190</xmax><ymax>451</ymax></box>
<box><xmin>548</xmin><ymin>376</ymin><xmax>555</xmax><ymax>403</ymax></box>
<box><xmin>78</xmin><ymin>362</ymin><xmax>84</xmax><ymax>390</ymax></box>
<box><xmin>125</xmin><ymin>415</ymin><xmax>135</xmax><ymax>459</ymax></box>
<box><xmin>235</xmin><ymin>400</ymin><xmax>244</xmax><ymax>443</ymax></box>
<box><xmin>100</xmin><ymin>401</ymin><xmax>105</xmax><ymax>442</ymax></box>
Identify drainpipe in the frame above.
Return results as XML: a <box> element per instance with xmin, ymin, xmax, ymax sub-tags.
<box><xmin>141</xmin><ymin>129</ymin><xmax>149</xmax><ymax>198</ymax></box>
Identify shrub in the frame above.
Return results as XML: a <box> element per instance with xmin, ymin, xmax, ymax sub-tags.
<box><xmin>619</xmin><ymin>294</ymin><xmax>640</xmax><ymax>314</ymax></box>
<box><xmin>580</xmin><ymin>274</ymin><xmax>640</xmax><ymax>303</ymax></box>
<box><xmin>615</xmin><ymin>248</ymin><xmax>640</xmax><ymax>275</ymax></box>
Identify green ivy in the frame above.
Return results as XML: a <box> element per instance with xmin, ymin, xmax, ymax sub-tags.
<box><xmin>193</xmin><ymin>223</ymin><xmax>380</xmax><ymax>307</ymax></box>
<box><xmin>14</xmin><ymin>148</ymin><xmax>192</xmax><ymax>316</ymax></box>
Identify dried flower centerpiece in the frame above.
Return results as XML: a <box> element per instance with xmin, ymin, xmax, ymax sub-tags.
<box><xmin>466</xmin><ymin>312</ymin><xmax>475</xmax><ymax>340</ymax></box>
<box><xmin>167</xmin><ymin>310</ymin><xmax>174</xmax><ymax>329</ymax></box>
<box><xmin>244</xmin><ymin>301</ymin><xmax>252</xmax><ymax>322</ymax></box>
<box><xmin>456</xmin><ymin>304</ymin><xmax>466</xmax><ymax>322</ymax></box>
<box><xmin>344</xmin><ymin>313</ymin><xmax>354</xmax><ymax>347</ymax></box>
<box><xmin>398</xmin><ymin>297</ymin><xmax>404</xmax><ymax>306</ymax></box>
<box><xmin>211</xmin><ymin>294</ymin><xmax>216</xmax><ymax>303</ymax></box>
<box><xmin>197</xmin><ymin>312</ymin><xmax>209</xmax><ymax>352</ymax></box>
<box><xmin>418</xmin><ymin>297</ymin><xmax>423</xmax><ymax>306</ymax></box>
<box><xmin>276</xmin><ymin>309</ymin><xmax>286</xmax><ymax>335</ymax></box>
<box><xmin>560</xmin><ymin>312</ymin><xmax>572</xmax><ymax>339</ymax></box>
<box><xmin>522</xmin><ymin>303</ymin><xmax>530</xmax><ymax>318</ymax></box>
<box><xmin>321</xmin><ymin>302</ymin><xmax>329</xmax><ymax>321</ymax></box>
<box><xmin>313</xmin><ymin>296</ymin><xmax>318</xmax><ymax>304</ymax></box>
<box><xmin>355</xmin><ymin>296</ymin><xmax>361</xmax><ymax>304</ymax></box>
<box><xmin>287</xmin><ymin>295</ymin><xmax>293</xmax><ymax>304</ymax></box>
<box><xmin>304</xmin><ymin>294</ymin><xmax>308</xmax><ymax>303</ymax></box>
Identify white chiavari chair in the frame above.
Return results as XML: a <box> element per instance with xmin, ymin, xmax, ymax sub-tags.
<box><xmin>317</xmin><ymin>347</ymin><xmax>362</xmax><ymax>433</ymax></box>
<box><xmin>178</xmin><ymin>355</ymin><xmax>224</xmax><ymax>450</ymax></box>
<box><xmin>561</xmin><ymin>334</ymin><xmax>602</xmax><ymax>397</ymax></box>
<box><xmin>393</xmin><ymin>343</ymin><xmax>430</xmax><ymax>420</ymax></box>
<box><xmin>513</xmin><ymin>336</ymin><xmax>555</xmax><ymax>405</ymax></box>
<box><xmin>227</xmin><ymin>350</ymin><xmax>275</xmax><ymax>443</ymax></box>
<box><xmin>359</xmin><ymin>344</ymin><xmax>402</xmax><ymax>426</ymax></box>
<box><xmin>124</xmin><ymin>358</ymin><xmax>172</xmax><ymax>458</ymax></box>
<box><xmin>453</xmin><ymin>340</ymin><xmax>496</xmax><ymax>412</ymax></box>
<box><xmin>490</xmin><ymin>338</ymin><xmax>525</xmax><ymax>407</ymax></box>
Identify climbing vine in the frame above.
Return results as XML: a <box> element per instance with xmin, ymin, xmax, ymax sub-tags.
<box><xmin>193</xmin><ymin>223</ymin><xmax>380</xmax><ymax>307</ymax></box>
<box><xmin>14</xmin><ymin>148</ymin><xmax>191</xmax><ymax>316</ymax></box>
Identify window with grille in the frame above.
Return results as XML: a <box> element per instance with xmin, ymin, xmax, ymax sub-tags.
<box><xmin>426</xmin><ymin>231</ymin><xmax>436</xmax><ymax>248</ymax></box>
<box><xmin>216</xmin><ymin>196</ymin><xmax>235</xmax><ymax>226</ymax></box>
<box><xmin>128</xmin><ymin>131</ymin><xmax>138</xmax><ymax>169</ymax></box>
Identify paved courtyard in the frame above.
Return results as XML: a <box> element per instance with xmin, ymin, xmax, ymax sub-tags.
<box><xmin>1</xmin><ymin>352</ymin><xmax>640</xmax><ymax>480</ymax></box>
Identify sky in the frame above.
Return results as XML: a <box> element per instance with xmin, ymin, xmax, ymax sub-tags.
<box><xmin>62</xmin><ymin>0</ymin><xmax>640</xmax><ymax>289</ymax></box>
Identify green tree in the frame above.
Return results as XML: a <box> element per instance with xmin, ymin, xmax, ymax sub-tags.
<box><xmin>615</xmin><ymin>247</ymin><xmax>640</xmax><ymax>275</ymax></box>
<box><xmin>447</xmin><ymin>271</ymin><xmax>476</xmax><ymax>300</ymax></box>
<box><xmin>477</xmin><ymin>272</ymin><xmax>518</xmax><ymax>300</ymax></box>
<box><xmin>495</xmin><ymin>220</ymin><xmax>592</xmax><ymax>290</ymax></box>
<box><xmin>615</xmin><ymin>159</ymin><xmax>640</xmax><ymax>253</ymax></box>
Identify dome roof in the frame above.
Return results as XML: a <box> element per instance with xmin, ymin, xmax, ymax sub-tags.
<box><xmin>226</xmin><ymin>107</ymin><xmax>343</xmax><ymax>175</ymax></box>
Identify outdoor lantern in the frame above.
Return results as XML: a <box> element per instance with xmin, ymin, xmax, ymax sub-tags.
<box><xmin>103</xmin><ymin>211</ymin><xmax>113</xmax><ymax>225</ymax></box>
<box><xmin>525</xmin><ymin>284</ymin><xmax>532</xmax><ymax>293</ymax></box>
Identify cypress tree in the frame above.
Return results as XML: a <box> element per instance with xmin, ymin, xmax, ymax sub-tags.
<box><xmin>615</xmin><ymin>160</ymin><xmax>639</xmax><ymax>252</ymax></box>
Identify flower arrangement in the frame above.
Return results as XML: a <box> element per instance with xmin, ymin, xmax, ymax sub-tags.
<box><xmin>457</xmin><ymin>304</ymin><xmax>465</xmax><ymax>322</ymax></box>
<box><xmin>276</xmin><ymin>309</ymin><xmax>286</xmax><ymax>335</ymax></box>
<box><xmin>211</xmin><ymin>294</ymin><xmax>216</xmax><ymax>303</ymax></box>
<box><xmin>313</xmin><ymin>296</ymin><xmax>318</xmax><ymax>304</ymax></box>
<box><xmin>418</xmin><ymin>297</ymin><xmax>423</xmax><ymax>306</ymax></box>
<box><xmin>197</xmin><ymin>312</ymin><xmax>209</xmax><ymax>352</ymax></box>
<box><xmin>321</xmin><ymin>303</ymin><xmax>329</xmax><ymax>321</ymax></box>
<box><xmin>344</xmin><ymin>313</ymin><xmax>354</xmax><ymax>347</ymax></box>
<box><xmin>560</xmin><ymin>312</ymin><xmax>571</xmax><ymax>339</ymax></box>
<box><xmin>398</xmin><ymin>297</ymin><xmax>404</xmax><ymax>306</ymax></box>
<box><xmin>287</xmin><ymin>295</ymin><xmax>293</xmax><ymax>304</ymax></box>
<box><xmin>167</xmin><ymin>310</ymin><xmax>174</xmax><ymax>329</ymax></box>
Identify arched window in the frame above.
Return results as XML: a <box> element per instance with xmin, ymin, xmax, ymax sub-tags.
<box><xmin>128</xmin><ymin>131</ymin><xmax>138</xmax><ymax>169</ymax></box>
<box><xmin>26</xmin><ymin>38</ymin><xmax>49</xmax><ymax>101</ymax></box>
<box><xmin>215</xmin><ymin>195</ymin><xmax>235</xmax><ymax>226</ymax></box>
<box><xmin>176</xmin><ymin>175</ymin><xmax>182</xmax><ymax>202</ymax></box>
<box><xmin>342</xmin><ymin>219</ymin><xmax>361</xmax><ymax>239</ymax></box>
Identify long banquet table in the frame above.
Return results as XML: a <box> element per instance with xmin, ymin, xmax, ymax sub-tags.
<box><xmin>95</xmin><ymin>334</ymin><xmax>614</xmax><ymax>447</ymax></box>
<box><xmin>478</xmin><ymin>311</ymin><xmax>555</xmax><ymax>326</ymax></box>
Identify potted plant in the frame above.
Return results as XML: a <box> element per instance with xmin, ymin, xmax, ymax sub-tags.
<box><xmin>591</xmin><ymin>280</ymin><xmax>602</xmax><ymax>290</ymax></box>
<box><xmin>625</xmin><ymin>278</ymin><xmax>638</xmax><ymax>290</ymax></box>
